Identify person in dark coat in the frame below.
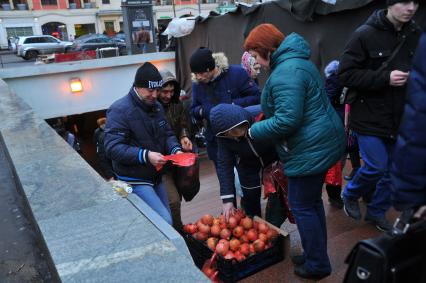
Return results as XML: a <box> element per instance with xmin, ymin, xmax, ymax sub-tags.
<box><xmin>189</xmin><ymin>47</ymin><xmax>260</xmax><ymax>164</ymax></box>
<box><xmin>158</xmin><ymin>69</ymin><xmax>192</xmax><ymax>230</ymax></box>
<box><xmin>104</xmin><ymin>62</ymin><xmax>182</xmax><ymax>225</ymax></box>
<box><xmin>210</xmin><ymin>103</ymin><xmax>278</xmax><ymax>220</ymax></box>
<box><xmin>391</xmin><ymin>32</ymin><xmax>426</xmax><ymax>213</ymax></box>
<box><xmin>93</xmin><ymin>117</ymin><xmax>114</xmax><ymax>181</ymax></box>
<box><xmin>338</xmin><ymin>0</ymin><xmax>421</xmax><ymax>231</ymax></box>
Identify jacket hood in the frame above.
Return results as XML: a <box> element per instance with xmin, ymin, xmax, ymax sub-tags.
<box><xmin>191</xmin><ymin>52</ymin><xmax>229</xmax><ymax>83</ymax></box>
<box><xmin>271</xmin><ymin>33</ymin><xmax>311</xmax><ymax>70</ymax></box>
<box><xmin>159</xmin><ymin>69</ymin><xmax>181</xmax><ymax>104</ymax></box>
<box><xmin>210</xmin><ymin>104</ymin><xmax>253</xmax><ymax>137</ymax></box>
<box><xmin>365</xmin><ymin>9</ymin><xmax>416</xmax><ymax>32</ymax></box>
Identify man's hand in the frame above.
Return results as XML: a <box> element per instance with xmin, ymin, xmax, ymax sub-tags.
<box><xmin>180</xmin><ymin>137</ymin><xmax>193</xmax><ymax>152</ymax></box>
<box><xmin>222</xmin><ymin>202</ymin><xmax>236</xmax><ymax>221</ymax></box>
<box><xmin>390</xmin><ymin>70</ymin><xmax>409</xmax><ymax>87</ymax></box>
<box><xmin>148</xmin><ymin>151</ymin><xmax>166</xmax><ymax>167</ymax></box>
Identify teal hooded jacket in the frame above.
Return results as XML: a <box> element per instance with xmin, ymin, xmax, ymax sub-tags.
<box><xmin>250</xmin><ymin>33</ymin><xmax>346</xmax><ymax>177</ymax></box>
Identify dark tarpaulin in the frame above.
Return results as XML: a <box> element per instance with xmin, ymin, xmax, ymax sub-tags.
<box><xmin>176</xmin><ymin>0</ymin><xmax>426</xmax><ymax>95</ymax></box>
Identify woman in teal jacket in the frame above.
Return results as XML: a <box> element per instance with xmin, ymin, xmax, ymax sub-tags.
<box><xmin>244</xmin><ymin>24</ymin><xmax>345</xmax><ymax>280</ymax></box>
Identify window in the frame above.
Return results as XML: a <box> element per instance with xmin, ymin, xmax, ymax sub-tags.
<box><xmin>45</xmin><ymin>36</ymin><xmax>59</xmax><ymax>43</ymax></box>
<box><xmin>41</xmin><ymin>0</ymin><xmax>57</xmax><ymax>4</ymax></box>
<box><xmin>6</xmin><ymin>27</ymin><xmax>33</xmax><ymax>38</ymax></box>
<box><xmin>102</xmin><ymin>0</ymin><xmax>110</xmax><ymax>4</ymax></box>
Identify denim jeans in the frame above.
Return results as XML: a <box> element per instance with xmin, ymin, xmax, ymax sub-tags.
<box><xmin>132</xmin><ymin>182</ymin><xmax>173</xmax><ymax>225</ymax></box>
<box><xmin>342</xmin><ymin>132</ymin><xmax>394</xmax><ymax>218</ymax></box>
<box><xmin>288</xmin><ymin>172</ymin><xmax>331</xmax><ymax>275</ymax></box>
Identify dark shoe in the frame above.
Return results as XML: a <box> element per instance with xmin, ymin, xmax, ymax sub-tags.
<box><xmin>294</xmin><ymin>265</ymin><xmax>330</xmax><ymax>280</ymax></box>
<box><xmin>343</xmin><ymin>197</ymin><xmax>362</xmax><ymax>220</ymax></box>
<box><xmin>344</xmin><ymin>168</ymin><xmax>359</xmax><ymax>181</ymax></box>
<box><xmin>365</xmin><ymin>214</ymin><xmax>392</xmax><ymax>232</ymax></box>
<box><xmin>329</xmin><ymin>197</ymin><xmax>344</xmax><ymax>209</ymax></box>
<box><xmin>361</xmin><ymin>189</ymin><xmax>375</xmax><ymax>204</ymax></box>
<box><xmin>290</xmin><ymin>255</ymin><xmax>305</xmax><ymax>265</ymax></box>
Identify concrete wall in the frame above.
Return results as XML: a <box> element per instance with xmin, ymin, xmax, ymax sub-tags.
<box><xmin>0</xmin><ymin>52</ymin><xmax>176</xmax><ymax>119</ymax></box>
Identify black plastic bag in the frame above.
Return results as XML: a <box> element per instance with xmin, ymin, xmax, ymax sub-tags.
<box><xmin>173</xmin><ymin>158</ymin><xmax>200</xmax><ymax>202</ymax></box>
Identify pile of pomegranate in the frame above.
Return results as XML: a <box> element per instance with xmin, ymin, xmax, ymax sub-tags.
<box><xmin>183</xmin><ymin>210</ymin><xmax>279</xmax><ymax>263</ymax></box>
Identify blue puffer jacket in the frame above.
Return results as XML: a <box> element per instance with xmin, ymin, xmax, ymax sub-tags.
<box><xmin>104</xmin><ymin>88</ymin><xmax>181</xmax><ymax>185</ymax></box>
<box><xmin>190</xmin><ymin>53</ymin><xmax>260</xmax><ymax>142</ymax></box>
<box><xmin>250</xmin><ymin>33</ymin><xmax>346</xmax><ymax>177</ymax></box>
<box><xmin>210</xmin><ymin>104</ymin><xmax>278</xmax><ymax>203</ymax></box>
<box><xmin>391</xmin><ymin>33</ymin><xmax>426</xmax><ymax>211</ymax></box>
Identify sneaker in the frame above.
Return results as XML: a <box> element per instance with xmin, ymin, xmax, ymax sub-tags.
<box><xmin>294</xmin><ymin>265</ymin><xmax>330</xmax><ymax>280</ymax></box>
<box><xmin>290</xmin><ymin>255</ymin><xmax>305</xmax><ymax>265</ymax></box>
<box><xmin>343</xmin><ymin>197</ymin><xmax>362</xmax><ymax>220</ymax></box>
<box><xmin>329</xmin><ymin>197</ymin><xmax>344</xmax><ymax>209</ymax></box>
<box><xmin>365</xmin><ymin>215</ymin><xmax>392</xmax><ymax>232</ymax></box>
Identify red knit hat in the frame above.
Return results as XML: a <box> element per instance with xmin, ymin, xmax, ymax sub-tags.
<box><xmin>243</xmin><ymin>24</ymin><xmax>285</xmax><ymax>60</ymax></box>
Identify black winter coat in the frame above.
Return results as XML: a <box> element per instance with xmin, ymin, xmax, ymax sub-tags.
<box><xmin>104</xmin><ymin>88</ymin><xmax>181</xmax><ymax>185</ymax></box>
<box><xmin>338</xmin><ymin>9</ymin><xmax>422</xmax><ymax>139</ymax></box>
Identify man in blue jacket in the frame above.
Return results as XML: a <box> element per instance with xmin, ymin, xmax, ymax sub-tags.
<box><xmin>391</xmin><ymin>33</ymin><xmax>426</xmax><ymax>215</ymax></box>
<box><xmin>189</xmin><ymin>47</ymin><xmax>260</xmax><ymax>164</ymax></box>
<box><xmin>104</xmin><ymin>62</ymin><xmax>182</xmax><ymax>225</ymax></box>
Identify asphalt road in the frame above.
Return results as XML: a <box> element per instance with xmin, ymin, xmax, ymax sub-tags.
<box><xmin>0</xmin><ymin>50</ymin><xmax>38</xmax><ymax>69</ymax></box>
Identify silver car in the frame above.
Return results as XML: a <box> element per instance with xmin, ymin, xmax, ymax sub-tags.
<box><xmin>16</xmin><ymin>35</ymin><xmax>73</xmax><ymax>60</ymax></box>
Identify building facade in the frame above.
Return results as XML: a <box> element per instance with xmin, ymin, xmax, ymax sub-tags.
<box><xmin>0</xmin><ymin>0</ymin><xmax>224</xmax><ymax>49</ymax></box>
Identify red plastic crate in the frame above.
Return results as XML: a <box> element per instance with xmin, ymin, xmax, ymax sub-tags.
<box><xmin>54</xmin><ymin>50</ymin><xmax>96</xmax><ymax>63</ymax></box>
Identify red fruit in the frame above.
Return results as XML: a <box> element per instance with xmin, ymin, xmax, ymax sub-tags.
<box><xmin>258</xmin><ymin>222</ymin><xmax>269</xmax><ymax>234</ymax></box>
<box><xmin>220</xmin><ymin>228</ymin><xmax>231</xmax><ymax>240</ymax></box>
<box><xmin>183</xmin><ymin>223</ymin><xmax>197</xmax><ymax>234</ymax></box>
<box><xmin>202</xmin><ymin>265</ymin><xmax>215</xmax><ymax>278</ymax></box>
<box><xmin>247</xmin><ymin>229</ymin><xmax>258</xmax><ymax>242</ymax></box>
<box><xmin>233</xmin><ymin>226</ymin><xmax>244</xmax><ymax>238</ymax></box>
<box><xmin>215</xmin><ymin>239</ymin><xmax>229</xmax><ymax>256</ymax></box>
<box><xmin>266</xmin><ymin>229</ymin><xmax>279</xmax><ymax>241</ymax></box>
<box><xmin>234</xmin><ymin>250</ymin><xmax>246</xmax><ymax>262</ymax></box>
<box><xmin>229</xmin><ymin>239</ymin><xmax>241</xmax><ymax>252</ymax></box>
<box><xmin>240</xmin><ymin>234</ymin><xmax>249</xmax><ymax>243</ymax></box>
<box><xmin>227</xmin><ymin>216</ymin><xmax>238</xmax><ymax>229</ymax></box>
<box><xmin>253</xmin><ymin>239</ymin><xmax>266</xmax><ymax>253</ymax></box>
<box><xmin>240</xmin><ymin>243</ymin><xmax>250</xmax><ymax>256</ymax></box>
<box><xmin>218</xmin><ymin>215</ymin><xmax>226</xmax><ymax>224</ymax></box>
<box><xmin>234</xmin><ymin>209</ymin><xmax>245</xmax><ymax>222</ymax></box>
<box><xmin>212</xmin><ymin>218</ymin><xmax>220</xmax><ymax>226</ymax></box>
<box><xmin>194</xmin><ymin>232</ymin><xmax>208</xmax><ymax>241</ymax></box>
<box><xmin>249</xmin><ymin>243</ymin><xmax>255</xmax><ymax>254</ymax></box>
<box><xmin>206</xmin><ymin>237</ymin><xmax>218</xmax><ymax>251</ymax></box>
<box><xmin>240</xmin><ymin>217</ymin><xmax>253</xmax><ymax>230</ymax></box>
<box><xmin>258</xmin><ymin>233</ymin><xmax>268</xmax><ymax>243</ymax></box>
<box><xmin>253</xmin><ymin>221</ymin><xmax>259</xmax><ymax>230</ymax></box>
<box><xmin>201</xmin><ymin>214</ymin><xmax>214</xmax><ymax>226</ymax></box>
<box><xmin>224</xmin><ymin>251</ymin><xmax>235</xmax><ymax>260</ymax></box>
<box><xmin>210</xmin><ymin>225</ymin><xmax>221</xmax><ymax>237</ymax></box>
<box><xmin>198</xmin><ymin>223</ymin><xmax>211</xmax><ymax>235</ymax></box>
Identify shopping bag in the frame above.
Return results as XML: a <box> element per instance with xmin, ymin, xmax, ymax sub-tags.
<box><xmin>173</xmin><ymin>157</ymin><xmax>200</xmax><ymax>202</ymax></box>
<box><xmin>325</xmin><ymin>161</ymin><xmax>343</xmax><ymax>186</ymax></box>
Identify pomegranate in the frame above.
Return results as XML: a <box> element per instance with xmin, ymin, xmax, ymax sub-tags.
<box><xmin>240</xmin><ymin>217</ymin><xmax>253</xmax><ymax>230</ymax></box>
<box><xmin>234</xmin><ymin>250</ymin><xmax>246</xmax><ymax>262</ymax></box>
<box><xmin>198</xmin><ymin>223</ymin><xmax>211</xmax><ymax>235</ymax></box>
<box><xmin>234</xmin><ymin>209</ymin><xmax>245</xmax><ymax>222</ymax></box>
<box><xmin>220</xmin><ymin>228</ymin><xmax>231</xmax><ymax>240</ymax></box>
<box><xmin>240</xmin><ymin>234</ymin><xmax>249</xmax><ymax>243</ymax></box>
<box><xmin>239</xmin><ymin>243</ymin><xmax>250</xmax><ymax>256</ymax></box>
<box><xmin>253</xmin><ymin>221</ymin><xmax>259</xmax><ymax>230</ymax></box>
<box><xmin>227</xmin><ymin>216</ymin><xmax>238</xmax><ymax>229</ymax></box>
<box><xmin>183</xmin><ymin>223</ymin><xmax>197</xmax><ymax>234</ymax></box>
<box><xmin>258</xmin><ymin>222</ymin><xmax>269</xmax><ymax>234</ymax></box>
<box><xmin>258</xmin><ymin>233</ymin><xmax>268</xmax><ymax>243</ymax></box>
<box><xmin>249</xmin><ymin>243</ymin><xmax>255</xmax><ymax>254</ymax></box>
<box><xmin>212</xmin><ymin>218</ymin><xmax>220</xmax><ymax>226</ymax></box>
<box><xmin>194</xmin><ymin>232</ymin><xmax>208</xmax><ymax>241</ymax></box>
<box><xmin>246</xmin><ymin>229</ymin><xmax>258</xmax><ymax>242</ymax></box>
<box><xmin>210</xmin><ymin>225</ymin><xmax>221</xmax><ymax>237</ymax></box>
<box><xmin>253</xmin><ymin>239</ymin><xmax>266</xmax><ymax>253</ymax></box>
<box><xmin>215</xmin><ymin>239</ymin><xmax>229</xmax><ymax>256</ymax></box>
<box><xmin>206</xmin><ymin>237</ymin><xmax>218</xmax><ymax>251</ymax></box>
<box><xmin>224</xmin><ymin>251</ymin><xmax>235</xmax><ymax>260</ymax></box>
<box><xmin>232</xmin><ymin>226</ymin><xmax>244</xmax><ymax>238</ymax></box>
<box><xmin>266</xmin><ymin>229</ymin><xmax>279</xmax><ymax>241</ymax></box>
<box><xmin>201</xmin><ymin>214</ymin><xmax>214</xmax><ymax>226</ymax></box>
<box><xmin>229</xmin><ymin>239</ymin><xmax>241</xmax><ymax>252</ymax></box>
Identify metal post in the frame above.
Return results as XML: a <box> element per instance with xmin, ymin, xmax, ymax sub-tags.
<box><xmin>198</xmin><ymin>0</ymin><xmax>201</xmax><ymax>15</ymax></box>
<box><xmin>172</xmin><ymin>0</ymin><xmax>176</xmax><ymax>17</ymax></box>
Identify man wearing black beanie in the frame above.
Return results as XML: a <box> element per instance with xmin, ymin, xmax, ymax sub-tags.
<box><xmin>104</xmin><ymin>62</ymin><xmax>182</xmax><ymax>226</ymax></box>
<box><xmin>189</xmin><ymin>47</ymin><xmax>261</xmax><ymax>165</ymax></box>
<box><xmin>339</xmin><ymin>1</ymin><xmax>421</xmax><ymax>232</ymax></box>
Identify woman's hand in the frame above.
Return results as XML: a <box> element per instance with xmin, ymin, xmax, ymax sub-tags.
<box><xmin>180</xmin><ymin>137</ymin><xmax>193</xmax><ymax>152</ymax></box>
<box><xmin>148</xmin><ymin>151</ymin><xmax>166</xmax><ymax>167</ymax></box>
<box><xmin>222</xmin><ymin>202</ymin><xmax>236</xmax><ymax>221</ymax></box>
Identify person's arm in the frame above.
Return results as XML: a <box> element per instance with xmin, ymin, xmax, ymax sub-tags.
<box><xmin>216</xmin><ymin>140</ymin><xmax>237</xmax><ymax>207</ymax></box>
<box><xmin>104</xmin><ymin>107</ymin><xmax>150</xmax><ymax>165</ymax></box>
<box><xmin>250</xmin><ymin>68</ymin><xmax>305</xmax><ymax>140</ymax></box>
<box><xmin>338</xmin><ymin>29</ymin><xmax>390</xmax><ymax>91</ymax></box>
<box><xmin>232</xmin><ymin>68</ymin><xmax>261</xmax><ymax>107</ymax></box>
<box><xmin>189</xmin><ymin>82</ymin><xmax>204</xmax><ymax>121</ymax></box>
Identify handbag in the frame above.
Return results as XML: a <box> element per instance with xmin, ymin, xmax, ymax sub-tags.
<box><xmin>343</xmin><ymin>210</ymin><xmax>426</xmax><ymax>283</ymax></box>
<box><xmin>340</xmin><ymin>37</ymin><xmax>407</xmax><ymax>105</ymax></box>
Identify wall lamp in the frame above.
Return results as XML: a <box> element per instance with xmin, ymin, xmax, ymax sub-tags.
<box><xmin>70</xmin><ymin>78</ymin><xmax>83</xmax><ymax>93</ymax></box>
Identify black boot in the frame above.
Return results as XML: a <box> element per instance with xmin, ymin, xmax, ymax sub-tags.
<box><xmin>325</xmin><ymin>185</ymin><xmax>343</xmax><ymax>209</ymax></box>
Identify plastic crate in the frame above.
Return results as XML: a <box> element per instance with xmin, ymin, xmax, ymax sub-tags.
<box><xmin>183</xmin><ymin>232</ymin><xmax>285</xmax><ymax>283</ymax></box>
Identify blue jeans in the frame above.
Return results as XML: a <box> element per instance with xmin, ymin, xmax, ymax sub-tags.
<box><xmin>342</xmin><ymin>133</ymin><xmax>394</xmax><ymax>217</ymax></box>
<box><xmin>288</xmin><ymin>172</ymin><xmax>331</xmax><ymax>275</ymax></box>
<box><xmin>132</xmin><ymin>182</ymin><xmax>173</xmax><ymax>225</ymax></box>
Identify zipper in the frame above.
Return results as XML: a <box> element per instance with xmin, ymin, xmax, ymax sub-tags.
<box><xmin>246</xmin><ymin>137</ymin><xmax>264</xmax><ymax>168</ymax></box>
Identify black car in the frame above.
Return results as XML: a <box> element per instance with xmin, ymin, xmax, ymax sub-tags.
<box><xmin>68</xmin><ymin>34</ymin><xmax>126</xmax><ymax>55</ymax></box>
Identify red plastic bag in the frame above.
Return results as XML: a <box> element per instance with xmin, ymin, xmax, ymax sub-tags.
<box><xmin>325</xmin><ymin>161</ymin><xmax>343</xmax><ymax>186</ymax></box>
<box><xmin>155</xmin><ymin>152</ymin><xmax>197</xmax><ymax>171</ymax></box>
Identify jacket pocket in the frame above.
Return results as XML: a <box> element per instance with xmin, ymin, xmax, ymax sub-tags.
<box><xmin>368</xmin><ymin>49</ymin><xmax>391</xmax><ymax>69</ymax></box>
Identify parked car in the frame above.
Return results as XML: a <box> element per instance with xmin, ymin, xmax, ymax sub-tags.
<box><xmin>16</xmin><ymin>35</ymin><xmax>73</xmax><ymax>60</ymax></box>
<box><xmin>112</xmin><ymin>33</ymin><xmax>126</xmax><ymax>43</ymax></box>
<box><xmin>68</xmin><ymin>34</ymin><xmax>127</xmax><ymax>55</ymax></box>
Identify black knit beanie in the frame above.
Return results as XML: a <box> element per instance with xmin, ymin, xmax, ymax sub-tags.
<box><xmin>190</xmin><ymin>47</ymin><xmax>216</xmax><ymax>73</ymax></box>
<box><xmin>387</xmin><ymin>0</ymin><xmax>418</xmax><ymax>6</ymax></box>
<box><xmin>134</xmin><ymin>62</ymin><xmax>163</xmax><ymax>89</ymax></box>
